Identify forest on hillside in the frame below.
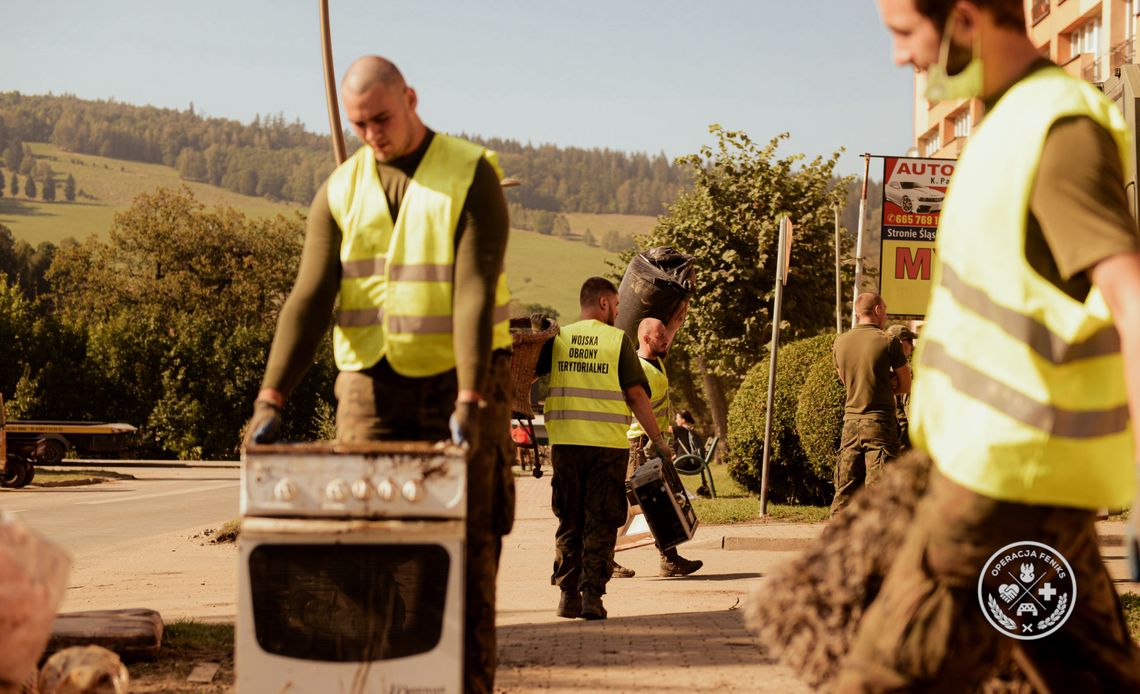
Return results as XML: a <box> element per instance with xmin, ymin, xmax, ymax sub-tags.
<box><xmin>0</xmin><ymin>92</ymin><xmax>686</xmax><ymax>215</ymax></box>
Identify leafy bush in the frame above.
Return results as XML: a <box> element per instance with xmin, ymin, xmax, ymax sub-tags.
<box><xmin>795</xmin><ymin>351</ymin><xmax>846</xmax><ymax>492</ymax></box>
<box><xmin>726</xmin><ymin>334</ymin><xmax>835</xmax><ymax>504</ymax></box>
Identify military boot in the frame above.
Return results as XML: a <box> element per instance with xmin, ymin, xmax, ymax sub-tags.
<box><xmin>580</xmin><ymin>591</ymin><xmax>607</xmax><ymax>620</ymax></box>
<box><xmin>660</xmin><ymin>552</ymin><xmax>703</xmax><ymax>577</ymax></box>
<box><xmin>557</xmin><ymin>589</ymin><xmax>582</xmax><ymax>619</ymax></box>
<box><xmin>610</xmin><ymin>561</ymin><xmax>636</xmax><ymax>578</ymax></box>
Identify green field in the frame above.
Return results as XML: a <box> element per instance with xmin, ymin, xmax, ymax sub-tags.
<box><xmin>564</xmin><ymin>212</ymin><xmax>657</xmax><ymax>241</ymax></box>
<box><xmin>0</xmin><ymin>144</ymin><xmax>638</xmax><ymax>320</ymax></box>
<box><xmin>0</xmin><ymin>143</ymin><xmax>301</xmax><ymax>245</ymax></box>
<box><xmin>505</xmin><ymin>227</ymin><xmax>620</xmax><ymax>320</ymax></box>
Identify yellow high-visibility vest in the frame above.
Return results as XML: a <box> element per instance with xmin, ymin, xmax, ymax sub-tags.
<box><xmin>544</xmin><ymin>320</ymin><xmax>632</xmax><ymax>448</ymax></box>
<box><xmin>327</xmin><ymin>133</ymin><xmax>512</xmax><ymax>376</ymax></box>
<box><xmin>627</xmin><ymin>356</ymin><xmax>668</xmax><ymax>440</ymax></box>
<box><xmin>909</xmin><ymin>65</ymin><xmax>1134</xmax><ymax>510</ymax></box>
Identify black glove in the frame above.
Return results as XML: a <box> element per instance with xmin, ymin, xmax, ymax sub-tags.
<box><xmin>449</xmin><ymin>401</ymin><xmax>482</xmax><ymax>452</ymax></box>
<box><xmin>245</xmin><ymin>400</ymin><xmax>282</xmax><ymax>446</ymax></box>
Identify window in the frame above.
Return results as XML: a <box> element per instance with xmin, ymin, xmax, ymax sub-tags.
<box><xmin>1070</xmin><ymin>16</ymin><xmax>1102</xmax><ymax>56</ymax></box>
<box><xmin>953</xmin><ymin>111</ymin><xmax>971</xmax><ymax>139</ymax></box>
<box><xmin>922</xmin><ymin>131</ymin><xmax>942</xmax><ymax>157</ymax></box>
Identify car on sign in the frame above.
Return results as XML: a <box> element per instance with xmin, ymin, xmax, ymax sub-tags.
<box><xmin>885</xmin><ymin>180</ymin><xmax>945</xmax><ymax>214</ymax></box>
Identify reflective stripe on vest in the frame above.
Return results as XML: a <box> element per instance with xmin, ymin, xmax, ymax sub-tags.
<box><xmin>543</xmin><ymin>320</ymin><xmax>631</xmax><ymax>448</ymax></box>
<box><xmin>327</xmin><ymin>133</ymin><xmax>512</xmax><ymax>376</ymax></box>
<box><xmin>909</xmin><ymin>65</ymin><xmax>1134</xmax><ymax>510</ymax></box>
<box><xmin>627</xmin><ymin>356</ymin><xmax>669</xmax><ymax>440</ymax></box>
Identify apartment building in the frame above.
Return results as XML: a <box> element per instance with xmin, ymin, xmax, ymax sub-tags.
<box><xmin>913</xmin><ymin>0</ymin><xmax>1139</xmax><ymax>158</ymax></box>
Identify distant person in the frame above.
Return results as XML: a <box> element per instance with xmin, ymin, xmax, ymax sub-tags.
<box><xmin>243</xmin><ymin>55</ymin><xmax>514</xmax><ymax>693</ymax></box>
<box><xmin>511</xmin><ymin>421</ymin><xmax>534</xmax><ymax>467</ymax></box>
<box><xmin>673</xmin><ymin>409</ymin><xmax>711</xmax><ymax>498</ymax></box>
<box><xmin>831</xmin><ymin>292</ymin><xmax>910</xmax><ymax>515</ymax></box>
<box><xmin>537</xmin><ymin>277</ymin><xmax>673</xmax><ymax>620</ymax></box>
<box><xmin>885</xmin><ymin>324</ymin><xmax>917</xmax><ymax>449</ymax></box>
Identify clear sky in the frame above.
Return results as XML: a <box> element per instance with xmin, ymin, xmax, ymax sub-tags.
<box><xmin>3</xmin><ymin>1</ymin><xmax>914</xmax><ymax>175</ymax></box>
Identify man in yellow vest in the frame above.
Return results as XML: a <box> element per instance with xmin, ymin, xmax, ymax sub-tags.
<box><xmin>538</xmin><ymin>277</ymin><xmax>674</xmax><ymax>620</ymax></box>
<box><xmin>842</xmin><ymin>1</ymin><xmax>1140</xmax><ymax>688</ymax></box>
<box><xmin>617</xmin><ymin>317</ymin><xmax>702</xmax><ymax>578</ymax></box>
<box><xmin>245</xmin><ymin>56</ymin><xmax>514</xmax><ymax>694</ymax></box>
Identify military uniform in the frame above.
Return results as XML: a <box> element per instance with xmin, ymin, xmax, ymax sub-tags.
<box><xmin>836</xmin><ymin>62</ymin><xmax>1140</xmax><ymax>690</ymax></box>
<box><xmin>259</xmin><ymin>130</ymin><xmax>514</xmax><ymax>694</ymax></box>
<box><xmin>831</xmin><ymin>324</ymin><xmax>908</xmax><ymax>514</ymax></box>
<box><xmin>539</xmin><ymin>319</ymin><xmax>647</xmax><ymax>610</ymax></box>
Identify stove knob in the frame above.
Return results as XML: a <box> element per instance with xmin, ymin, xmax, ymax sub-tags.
<box><xmin>325</xmin><ymin>479</ymin><xmax>350</xmax><ymax>503</ymax></box>
<box><xmin>351</xmin><ymin>479</ymin><xmax>373</xmax><ymax>501</ymax></box>
<box><xmin>402</xmin><ymin>479</ymin><xmax>423</xmax><ymax>503</ymax></box>
<box><xmin>376</xmin><ymin>478</ymin><xmax>396</xmax><ymax>501</ymax></box>
<box><xmin>273</xmin><ymin>479</ymin><xmax>297</xmax><ymax>502</ymax></box>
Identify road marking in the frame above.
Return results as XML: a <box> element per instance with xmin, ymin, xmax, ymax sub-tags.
<box><xmin>78</xmin><ymin>482</ymin><xmax>236</xmax><ymax>506</ymax></box>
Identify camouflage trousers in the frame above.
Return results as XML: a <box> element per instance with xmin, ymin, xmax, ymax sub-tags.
<box><xmin>550</xmin><ymin>444</ymin><xmax>629</xmax><ymax>595</ymax></box>
<box><xmin>835</xmin><ymin>469</ymin><xmax>1140</xmax><ymax>692</ymax></box>
<box><xmin>335</xmin><ymin>352</ymin><xmax>516</xmax><ymax>694</ymax></box>
<box><xmin>832</xmin><ymin>415</ymin><xmax>900</xmax><ymax>516</ymax></box>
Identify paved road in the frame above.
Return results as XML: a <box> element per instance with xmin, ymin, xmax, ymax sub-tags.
<box><xmin>1</xmin><ymin>462</ymin><xmax>241</xmax><ymax>620</ymax></box>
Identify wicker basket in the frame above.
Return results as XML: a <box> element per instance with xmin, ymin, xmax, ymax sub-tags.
<box><xmin>508</xmin><ymin>316</ymin><xmax>559</xmax><ymax>417</ymax></box>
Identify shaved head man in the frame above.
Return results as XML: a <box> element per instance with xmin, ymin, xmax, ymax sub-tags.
<box><xmin>341</xmin><ymin>56</ymin><xmax>426</xmax><ymax>162</ymax></box>
<box><xmin>248</xmin><ymin>54</ymin><xmax>514</xmax><ymax>693</ymax></box>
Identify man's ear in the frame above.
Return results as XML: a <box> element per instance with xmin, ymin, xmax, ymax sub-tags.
<box><xmin>406</xmin><ymin>86</ymin><xmax>418</xmax><ymax>111</ymax></box>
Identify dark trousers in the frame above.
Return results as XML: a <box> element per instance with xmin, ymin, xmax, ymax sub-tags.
<box><xmin>335</xmin><ymin>353</ymin><xmax>516</xmax><ymax>694</ymax></box>
<box><xmin>832</xmin><ymin>415</ymin><xmax>900</xmax><ymax>516</ymax></box>
<box><xmin>550</xmin><ymin>444</ymin><xmax>629</xmax><ymax>595</ymax></box>
<box><xmin>836</xmin><ymin>469</ymin><xmax>1140</xmax><ymax>692</ymax></box>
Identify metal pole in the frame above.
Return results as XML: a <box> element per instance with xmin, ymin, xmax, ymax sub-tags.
<box><xmin>759</xmin><ymin>218</ymin><xmax>789</xmax><ymax>517</ymax></box>
<box><xmin>834</xmin><ymin>205</ymin><xmax>843</xmax><ymax>334</ymax></box>
<box><xmin>319</xmin><ymin>0</ymin><xmax>347</xmax><ymax>165</ymax></box>
<box><xmin>850</xmin><ymin>153</ymin><xmax>871</xmax><ymax>327</ymax></box>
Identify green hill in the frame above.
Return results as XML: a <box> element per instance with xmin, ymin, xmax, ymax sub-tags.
<box><xmin>0</xmin><ymin>143</ymin><xmax>301</xmax><ymax>245</ymax></box>
<box><xmin>1</xmin><ymin>142</ymin><xmax>635</xmax><ymax>320</ymax></box>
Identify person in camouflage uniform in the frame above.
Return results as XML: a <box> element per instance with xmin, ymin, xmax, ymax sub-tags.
<box><xmin>831</xmin><ymin>293</ymin><xmax>911</xmax><ymax>515</ymax></box>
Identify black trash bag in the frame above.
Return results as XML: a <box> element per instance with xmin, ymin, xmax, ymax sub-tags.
<box><xmin>615</xmin><ymin>246</ymin><xmax>696</xmax><ymax>344</ymax></box>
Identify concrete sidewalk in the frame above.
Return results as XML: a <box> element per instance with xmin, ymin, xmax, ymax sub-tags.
<box><xmin>494</xmin><ymin>474</ymin><xmax>814</xmax><ymax>693</ymax></box>
<box><xmin>493</xmin><ymin>472</ymin><xmax>1140</xmax><ymax>693</ymax></box>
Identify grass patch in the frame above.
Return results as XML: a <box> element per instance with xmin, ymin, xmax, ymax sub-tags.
<box><xmin>209</xmin><ymin>518</ymin><xmax>241</xmax><ymax>544</ymax></box>
<box><xmin>33</xmin><ymin>469</ymin><xmax>135</xmax><ymax>486</ymax></box>
<box><xmin>679</xmin><ymin>460</ymin><xmax>827</xmax><ymax>525</ymax></box>
<box><xmin>1123</xmin><ymin>593</ymin><xmax>1140</xmax><ymax>642</ymax></box>
<box><xmin>129</xmin><ymin>620</ymin><xmax>233</xmax><ymax>692</ymax></box>
<box><xmin>564</xmin><ymin>212</ymin><xmax>656</xmax><ymax>241</ymax></box>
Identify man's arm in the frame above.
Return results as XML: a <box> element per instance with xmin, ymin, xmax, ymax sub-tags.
<box><xmin>1092</xmin><ymin>252</ymin><xmax>1140</xmax><ymax>462</ymax></box>
<box><xmin>257</xmin><ymin>181</ymin><xmax>341</xmax><ymax>407</ymax></box>
<box><xmin>624</xmin><ymin>385</ymin><xmax>671</xmax><ymax>462</ymax></box>
<box><xmin>452</xmin><ymin>158</ymin><xmax>510</xmax><ymax>402</ymax></box>
<box><xmin>893</xmin><ymin>364</ymin><xmax>912</xmax><ymax>395</ymax></box>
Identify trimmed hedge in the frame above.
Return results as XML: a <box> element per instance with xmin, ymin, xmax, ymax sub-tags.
<box><xmin>726</xmin><ymin>334</ymin><xmax>836</xmax><ymax>504</ymax></box>
<box><xmin>795</xmin><ymin>351</ymin><xmax>846</xmax><ymax>489</ymax></box>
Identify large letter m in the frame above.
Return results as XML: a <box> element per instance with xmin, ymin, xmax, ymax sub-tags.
<box><xmin>895</xmin><ymin>247</ymin><xmax>933</xmax><ymax>281</ymax></box>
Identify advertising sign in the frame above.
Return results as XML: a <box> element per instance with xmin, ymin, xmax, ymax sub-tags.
<box><xmin>879</xmin><ymin>156</ymin><xmax>955</xmax><ymax>316</ymax></box>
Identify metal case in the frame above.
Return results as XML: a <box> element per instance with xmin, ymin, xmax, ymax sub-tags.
<box><xmin>629</xmin><ymin>458</ymin><xmax>698</xmax><ymax>550</ymax></box>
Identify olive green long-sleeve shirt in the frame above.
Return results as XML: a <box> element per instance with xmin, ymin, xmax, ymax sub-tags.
<box><xmin>261</xmin><ymin>131</ymin><xmax>510</xmax><ymax>398</ymax></box>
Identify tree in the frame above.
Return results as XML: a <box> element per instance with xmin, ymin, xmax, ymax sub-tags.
<box><xmin>9</xmin><ymin>173</ymin><xmax>17</xmax><ymax>197</ymax></box>
<box><xmin>3</xmin><ymin>138</ymin><xmax>23</xmax><ymax>172</ymax></box>
<box><xmin>24</xmin><ymin>175</ymin><xmax>35</xmax><ymax>199</ymax></box>
<box><xmin>0</xmin><ymin>169</ymin><xmax>5</xmax><ymax>199</ymax></box>
<box><xmin>42</xmin><ymin>174</ymin><xmax>56</xmax><ymax>202</ymax></box>
<box><xmin>532</xmin><ymin>209</ymin><xmax>555</xmax><ymax>235</ymax></box>
<box><xmin>582</xmin><ymin>229</ymin><xmax>596</xmax><ymax>247</ymax></box>
<box><xmin>64</xmin><ymin>174</ymin><xmax>76</xmax><ymax>202</ymax></box>
<box><xmin>620</xmin><ymin>126</ymin><xmax>852</xmax><ymax>443</ymax></box>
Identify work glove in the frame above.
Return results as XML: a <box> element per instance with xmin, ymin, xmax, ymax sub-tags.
<box><xmin>651</xmin><ymin>437</ymin><xmax>675</xmax><ymax>465</ymax></box>
<box><xmin>449</xmin><ymin>401</ymin><xmax>482</xmax><ymax>452</ymax></box>
<box><xmin>245</xmin><ymin>400</ymin><xmax>282</xmax><ymax>446</ymax></box>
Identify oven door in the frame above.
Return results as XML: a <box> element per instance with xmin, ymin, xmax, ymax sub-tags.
<box><xmin>237</xmin><ymin>517</ymin><xmax>463</xmax><ymax>694</ymax></box>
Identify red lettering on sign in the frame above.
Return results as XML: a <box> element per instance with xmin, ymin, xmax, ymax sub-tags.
<box><xmin>895</xmin><ymin>161</ymin><xmax>954</xmax><ymax>177</ymax></box>
<box><xmin>896</xmin><ymin>247</ymin><xmax>933</xmax><ymax>280</ymax></box>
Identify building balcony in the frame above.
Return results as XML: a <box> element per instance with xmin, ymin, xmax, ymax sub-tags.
<box><xmin>1111</xmin><ymin>40</ymin><xmax>1135</xmax><ymax>74</ymax></box>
